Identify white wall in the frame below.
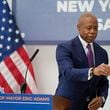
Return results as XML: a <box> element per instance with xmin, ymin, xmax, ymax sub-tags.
<box><xmin>26</xmin><ymin>45</ymin><xmax>58</xmax><ymax>94</ymax></box>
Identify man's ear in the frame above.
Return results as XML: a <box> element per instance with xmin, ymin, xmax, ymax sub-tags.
<box><xmin>77</xmin><ymin>24</ymin><xmax>80</xmax><ymax>32</ymax></box>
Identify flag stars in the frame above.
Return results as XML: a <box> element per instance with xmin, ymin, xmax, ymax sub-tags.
<box><xmin>15</xmin><ymin>38</ymin><xmax>19</xmax><ymax>43</ymax></box>
<box><xmin>9</xmin><ymin>19</ymin><xmax>13</xmax><ymax>24</ymax></box>
<box><xmin>7</xmin><ymin>37</ymin><xmax>11</xmax><ymax>41</ymax></box>
<box><xmin>1</xmin><ymin>27</ymin><xmax>5</xmax><ymax>31</ymax></box>
<box><xmin>3</xmin><ymin>0</ymin><xmax>7</xmax><ymax>5</ymax></box>
<box><xmin>0</xmin><ymin>44</ymin><xmax>3</xmax><ymax>48</ymax></box>
<box><xmin>8</xmin><ymin>28</ymin><xmax>12</xmax><ymax>32</ymax></box>
<box><xmin>15</xmin><ymin>30</ymin><xmax>19</xmax><ymax>34</ymax></box>
<box><xmin>6</xmin><ymin>45</ymin><xmax>10</xmax><ymax>50</ymax></box>
<box><xmin>0</xmin><ymin>0</ymin><xmax>25</xmax><ymax>63</ymax></box>
<box><xmin>21</xmin><ymin>33</ymin><xmax>25</xmax><ymax>38</ymax></box>
<box><xmin>0</xmin><ymin>35</ymin><xmax>4</xmax><ymax>40</ymax></box>
<box><xmin>2</xmin><ymin>9</ymin><xmax>6</xmax><ymax>14</ymax></box>
<box><xmin>2</xmin><ymin>18</ymin><xmax>6</xmax><ymax>22</ymax></box>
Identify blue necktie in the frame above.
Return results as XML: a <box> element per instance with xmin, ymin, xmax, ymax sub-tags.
<box><xmin>87</xmin><ymin>44</ymin><xmax>94</xmax><ymax>67</ymax></box>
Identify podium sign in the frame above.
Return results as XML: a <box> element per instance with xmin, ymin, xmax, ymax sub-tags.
<box><xmin>0</xmin><ymin>94</ymin><xmax>52</xmax><ymax>110</ymax></box>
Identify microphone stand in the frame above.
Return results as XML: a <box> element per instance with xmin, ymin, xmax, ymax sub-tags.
<box><xmin>20</xmin><ymin>63</ymin><xmax>30</xmax><ymax>93</ymax></box>
<box><xmin>20</xmin><ymin>49</ymin><xmax>39</xmax><ymax>93</ymax></box>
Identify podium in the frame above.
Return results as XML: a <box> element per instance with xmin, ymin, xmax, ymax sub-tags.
<box><xmin>0</xmin><ymin>94</ymin><xmax>52</xmax><ymax>110</ymax></box>
<box><xmin>0</xmin><ymin>94</ymin><xmax>71</xmax><ymax>110</ymax></box>
<box><xmin>52</xmin><ymin>95</ymin><xmax>72</xmax><ymax>110</ymax></box>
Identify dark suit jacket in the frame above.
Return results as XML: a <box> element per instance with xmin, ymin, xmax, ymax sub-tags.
<box><xmin>55</xmin><ymin>36</ymin><xmax>109</xmax><ymax>110</ymax></box>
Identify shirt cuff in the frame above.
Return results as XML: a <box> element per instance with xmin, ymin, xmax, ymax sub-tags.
<box><xmin>102</xmin><ymin>96</ymin><xmax>105</xmax><ymax>103</ymax></box>
<box><xmin>88</xmin><ymin>68</ymin><xmax>94</xmax><ymax>80</ymax></box>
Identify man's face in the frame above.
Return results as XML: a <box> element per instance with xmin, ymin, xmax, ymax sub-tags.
<box><xmin>77</xmin><ymin>16</ymin><xmax>98</xmax><ymax>43</ymax></box>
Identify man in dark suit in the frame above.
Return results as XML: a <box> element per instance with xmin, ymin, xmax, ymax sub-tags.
<box><xmin>55</xmin><ymin>13</ymin><xmax>110</xmax><ymax>110</ymax></box>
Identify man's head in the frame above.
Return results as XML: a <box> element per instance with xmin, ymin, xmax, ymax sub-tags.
<box><xmin>77</xmin><ymin>12</ymin><xmax>98</xmax><ymax>43</ymax></box>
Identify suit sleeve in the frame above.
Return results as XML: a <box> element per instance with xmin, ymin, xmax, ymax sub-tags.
<box><xmin>56</xmin><ymin>44</ymin><xmax>89</xmax><ymax>82</ymax></box>
<box><xmin>97</xmin><ymin>51</ymin><xmax>109</xmax><ymax>101</ymax></box>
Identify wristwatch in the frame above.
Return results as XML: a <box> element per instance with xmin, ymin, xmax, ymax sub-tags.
<box><xmin>90</xmin><ymin>68</ymin><xmax>94</xmax><ymax>77</ymax></box>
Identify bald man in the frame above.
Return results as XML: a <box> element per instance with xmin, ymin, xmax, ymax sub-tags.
<box><xmin>55</xmin><ymin>13</ymin><xmax>110</xmax><ymax>110</ymax></box>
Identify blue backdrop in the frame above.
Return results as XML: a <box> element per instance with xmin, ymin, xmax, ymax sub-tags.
<box><xmin>13</xmin><ymin>0</ymin><xmax>110</xmax><ymax>45</ymax></box>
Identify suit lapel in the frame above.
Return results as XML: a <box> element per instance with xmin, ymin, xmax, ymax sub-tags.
<box><xmin>72</xmin><ymin>37</ymin><xmax>89</xmax><ymax>67</ymax></box>
<box><xmin>93</xmin><ymin>43</ymin><xmax>102</xmax><ymax>66</ymax></box>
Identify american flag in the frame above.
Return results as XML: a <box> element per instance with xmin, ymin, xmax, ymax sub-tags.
<box><xmin>0</xmin><ymin>0</ymin><xmax>38</xmax><ymax>93</ymax></box>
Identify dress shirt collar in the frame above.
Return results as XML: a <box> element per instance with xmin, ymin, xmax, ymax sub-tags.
<box><xmin>78</xmin><ymin>35</ymin><xmax>93</xmax><ymax>50</ymax></box>
<box><xmin>78</xmin><ymin>35</ymin><xmax>95</xmax><ymax>66</ymax></box>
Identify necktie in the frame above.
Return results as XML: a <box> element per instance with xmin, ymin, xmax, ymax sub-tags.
<box><xmin>86</xmin><ymin>44</ymin><xmax>94</xmax><ymax>67</ymax></box>
<box><xmin>87</xmin><ymin>44</ymin><xmax>96</xmax><ymax>101</ymax></box>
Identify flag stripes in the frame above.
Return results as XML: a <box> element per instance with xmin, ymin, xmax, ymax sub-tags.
<box><xmin>0</xmin><ymin>45</ymin><xmax>38</xmax><ymax>93</ymax></box>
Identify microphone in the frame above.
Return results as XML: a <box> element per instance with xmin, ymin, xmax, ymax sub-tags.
<box><xmin>30</xmin><ymin>49</ymin><xmax>39</xmax><ymax>62</ymax></box>
<box><xmin>20</xmin><ymin>49</ymin><xmax>39</xmax><ymax>93</ymax></box>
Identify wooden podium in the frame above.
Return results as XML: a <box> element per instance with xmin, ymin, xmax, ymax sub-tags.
<box><xmin>52</xmin><ymin>96</ymin><xmax>72</xmax><ymax>110</ymax></box>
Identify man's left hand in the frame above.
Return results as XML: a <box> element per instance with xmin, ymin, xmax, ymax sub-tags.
<box><xmin>88</xmin><ymin>97</ymin><xmax>103</xmax><ymax>110</ymax></box>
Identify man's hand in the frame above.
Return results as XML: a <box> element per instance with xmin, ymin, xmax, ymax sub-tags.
<box><xmin>88</xmin><ymin>97</ymin><xmax>103</xmax><ymax>110</ymax></box>
<box><xmin>93</xmin><ymin>63</ymin><xmax>110</xmax><ymax>76</ymax></box>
